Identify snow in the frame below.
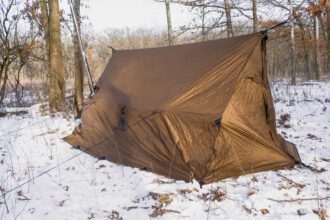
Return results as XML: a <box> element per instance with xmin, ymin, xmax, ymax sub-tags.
<box><xmin>0</xmin><ymin>82</ymin><xmax>329</xmax><ymax>220</ymax></box>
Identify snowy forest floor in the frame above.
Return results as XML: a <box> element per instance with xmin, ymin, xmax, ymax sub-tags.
<box><xmin>0</xmin><ymin>82</ymin><xmax>329</xmax><ymax>220</ymax></box>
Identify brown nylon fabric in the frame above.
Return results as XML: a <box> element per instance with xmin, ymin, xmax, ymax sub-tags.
<box><xmin>65</xmin><ymin>32</ymin><xmax>301</xmax><ymax>183</ymax></box>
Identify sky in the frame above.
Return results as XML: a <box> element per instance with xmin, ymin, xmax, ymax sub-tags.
<box><xmin>66</xmin><ymin>0</ymin><xmax>288</xmax><ymax>33</ymax></box>
<box><xmin>78</xmin><ymin>0</ymin><xmax>193</xmax><ymax>31</ymax></box>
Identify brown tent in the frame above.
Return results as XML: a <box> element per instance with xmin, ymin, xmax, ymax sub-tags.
<box><xmin>65</xmin><ymin>32</ymin><xmax>301</xmax><ymax>184</ymax></box>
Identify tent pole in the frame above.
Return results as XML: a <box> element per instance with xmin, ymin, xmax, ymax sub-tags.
<box><xmin>68</xmin><ymin>0</ymin><xmax>95</xmax><ymax>96</ymax></box>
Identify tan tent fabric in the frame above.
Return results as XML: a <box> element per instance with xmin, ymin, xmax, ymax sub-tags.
<box><xmin>65</xmin><ymin>32</ymin><xmax>301</xmax><ymax>184</ymax></box>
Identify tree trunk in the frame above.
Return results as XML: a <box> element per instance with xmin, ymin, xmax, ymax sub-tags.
<box><xmin>48</xmin><ymin>0</ymin><xmax>66</xmax><ymax>111</ymax></box>
<box><xmin>289</xmin><ymin>0</ymin><xmax>296</xmax><ymax>84</ymax></box>
<box><xmin>0</xmin><ymin>64</ymin><xmax>9</xmax><ymax>105</ymax></box>
<box><xmin>73</xmin><ymin>0</ymin><xmax>84</xmax><ymax>118</ymax></box>
<box><xmin>295</xmin><ymin>14</ymin><xmax>313</xmax><ymax>80</ymax></box>
<box><xmin>40</xmin><ymin>0</ymin><xmax>50</xmax><ymax>63</ymax></box>
<box><xmin>314</xmin><ymin>16</ymin><xmax>322</xmax><ymax>81</ymax></box>
<box><xmin>327</xmin><ymin>3</ymin><xmax>330</xmax><ymax>75</ymax></box>
<box><xmin>319</xmin><ymin>13</ymin><xmax>327</xmax><ymax>40</ymax></box>
<box><xmin>201</xmin><ymin>0</ymin><xmax>206</xmax><ymax>41</ymax></box>
<box><xmin>165</xmin><ymin>0</ymin><xmax>174</xmax><ymax>46</ymax></box>
<box><xmin>252</xmin><ymin>0</ymin><xmax>257</xmax><ymax>32</ymax></box>
<box><xmin>224</xmin><ymin>0</ymin><xmax>234</xmax><ymax>37</ymax></box>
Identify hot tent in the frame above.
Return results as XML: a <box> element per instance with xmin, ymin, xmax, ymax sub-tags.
<box><xmin>65</xmin><ymin>32</ymin><xmax>301</xmax><ymax>184</ymax></box>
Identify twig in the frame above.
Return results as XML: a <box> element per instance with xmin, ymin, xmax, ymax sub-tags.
<box><xmin>1</xmin><ymin>191</ymin><xmax>9</xmax><ymax>213</ymax></box>
<box><xmin>268</xmin><ymin>196</ymin><xmax>330</xmax><ymax>202</ymax></box>
<box><xmin>276</xmin><ymin>172</ymin><xmax>305</xmax><ymax>187</ymax></box>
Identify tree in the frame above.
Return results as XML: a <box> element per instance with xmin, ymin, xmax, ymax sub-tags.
<box><xmin>72</xmin><ymin>0</ymin><xmax>84</xmax><ymax>118</ymax></box>
<box><xmin>165</xmin><ymin>0</ymin><xmax>174</xmax><ymax>45</ymax></box>
<box><xmin>224</xmin><ymin>0</ymin><xmax>234</xmax><ymax>37</ymax></box>
<box><xmin>289</xmin><ymin>0</ymin><xmax>296</xmax><ymax>84</ymax></box>
<box><xmin>314</xmin><ymin>15</ymin><xmax>322</xmax><ymax>80</ymax></box>
<box><xmin>326</xmin><ymin>0</ymin><xmax>330</xmax><ymax>75</ymax></box>
<box><xmin>252</xmin><ymin>0</ymin><xmax>257</xmax><ymax>32</ymax></box>
<box><xmin>0</xmin><ymin>0</ymin><xmax>38</xmax><ymax>105</ymax></box>
<box><xmin>174</xmin><ymin>0</ymin><xmax>226</xmax><ymax>40</ymax></box>
<box><xmin>40</xmin><ymin>0</ymin><xmax>66</xmax><ymax>111</ymax></box>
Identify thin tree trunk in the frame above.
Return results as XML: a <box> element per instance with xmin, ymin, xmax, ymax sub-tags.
<box><xmin>289</xmin><ymin>0</ymin><xmax>296</xmax><ymax>84</ymax></box>
<box><xmin>0</xmin><ymin>65</ymin><xmax>9</xmax><ymax>105</ymax></box>
<box><xmin>201</xmin><ymin>0</ymin><xmax>206</xmax><ymax>41</ymax></box>
<box><xmin>165</xmin><ymin>0</ymin><xmax>174</xmax><ymax>46</ymax></box>
<box><xmin>40</xmin><ymin>0</ymin><xmax>50</xmax><ymax>61</ymax></box>
<box><xmin>327</xmin><ymin>3</ymin><xmax>330</xmax><ymax>75</ymax></box>
<box><xmin>73</xmin><ymin>0</ymin><xmax>84</xmax><ymax>118</ymax></box>
<box><xmin>224</xmin><ymin>0</ymin><xmax>234</xmax><ymax>37</ymax></box>
<box><xmin>252</xmin><ymin>0</ymin><xmax>257</xmax><ymax>32</ymax></box>
<box><xmin>40</xmin><ymin>0</ymin><xmax>50</xmax><ymax>86</ymax></box>
<box><xmin>48</xmin><ymin>0</ymin><xmax>66</xmax><ymax>111</ymax></box>
<box><xmin>295</xmin><ymin>15</ymin><xmax>313</xmax><ymax>80</ymax></box>
<box><xmin>319</xmin><ymin>13</ymin><xmax>327</xmax><ymax>40</ymax></box>
<box><xmin>314</xmin><ymin>16</ymin><xmax>322</xmax><ymax>81</ymax></box>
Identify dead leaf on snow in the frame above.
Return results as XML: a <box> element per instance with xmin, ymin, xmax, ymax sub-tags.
<box><xmin>313</xmin><ymin>209</ymin><xmax>327</xmax><ymax>220</ymax></box>
<box><xmin>297</xmin><ymin>209</ymin><xmax>307</xmax><ymax>216</ymax></box>
<box><xmin>247</xmin><ymin>191</ymin><xmax>255</xmax><ymax>197</ymax></box>
<box><xmin>16</xmin><ymin>190</ymin><xmax>30</xmax><ymax>200</ymax></box>
<box><xmin>243</xmin><ymin>205</ymin><xmax>252</xmax><ymax>214</ymax></box>
<box><xmin>88</xmin><ymin>213</ymin><xmax>95</xmax><ymax>220</ymax></box>
<box><xmin>149</xmin><ymin>207</ymin><xmax>180</xmax><ymax>218</ymax></box>
<box><xmin>320</xmin><ymin>158</ymin><xmax>330</xmax><ymax>162</ymax></box>
<box><xmin>96</xmin><ymin>164</ymin><xmax>106</xmax><ymax>170</ymax></box>
<box><xmin>251</xmin><ymin>176</ymin><xmax>258</xmax><ymax>182</ymax></box>
<box><xmin>260</xmin><ymin>208</ymin><xmax>269</xmax><ymax>215</ymax></box>
<box><xmin>58</xmin><ymin>200</ymin><xmax>66</xmax><ymax>207</ymax></box>
<box><xmin>278</xmin><ymin>183</ymin><xmax>288</xmax><ymax>190</ymax></box>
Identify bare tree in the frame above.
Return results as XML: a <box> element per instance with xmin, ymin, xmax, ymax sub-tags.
<box><xmin>289</xmin><ymin>0</ymin><xmax>296</xmax><ymax>84</ymax></box>
<box><xmin>165</xmin><ymin>0</ymin><xmax>174</xmax><ymax>45</ymax></box>
<box><xmin>294</xmin><ymin>8</ymin><xmax>313</xmax><ymax>80</ymax></box>
<box><xmin>224</xmin><ymin>0</ymin><xmax>234</xmax><ymax>37</ymax></box>
<box><xmin>314</xmin><ymin>15</ymin><xmax>322</xmax><ymax>80</ymax></box>
<box><xmin>40</xmin><ymin>0</ymin><xmax>66</xmax><ymax>111</ymax></box>
<box><xmin>252</xmin><ymin>0</ymin><xmax>258</xmax><ymax>32</ymax></box>
<box><xmin>326</xmin><ymin>0</ymin><xmax>330</xmax><ymax>75</ymax></box>
<box><xmin>0</xmin><ymin>0</ymin><xmax>38</xmax><ymax>105</ymax></box>
<box><xmin>40</xmin><ymin>0</ymin><xmax>50</xmax><ymax>66</ymax></box>
<box><xmin>174</xmin><ymin>0</ymin><xmax>226</xmax><ymax>40</ymax></box>
<box><xmin>72</xmin><ymin>0</ymin><xmax>84</xmax><ymax>118</ymax></box>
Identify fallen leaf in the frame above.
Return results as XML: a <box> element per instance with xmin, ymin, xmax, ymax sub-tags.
<box><xmin>313</xmin><ymin>209</ymin><xmax>327</xmax><ymax>220</ymax></box>
<box><xmin>260</xmin><ymin>208</ymin><xmax>269</xmax><ymax>215</ymax></box>
<box><xmin>58</xmin><ymin>200</ymin><xmax>66</xmax><ymax>207</ymax></box>
<box><xmin>97</xmin><ymin>164</ymin><xmax>106</xmax><ymax>170</ymax></box>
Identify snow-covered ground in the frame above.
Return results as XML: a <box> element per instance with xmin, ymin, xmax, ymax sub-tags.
<box><xmin>0</xmin><ymin>82</ymin><xmax>329</xmax><ymax>220</ymax></box>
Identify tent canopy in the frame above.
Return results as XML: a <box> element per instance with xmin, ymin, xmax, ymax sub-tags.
<box><xmin>65</xmin><ymin>32</ymin><xmax>300</xmax><ymax>184</ymax></box>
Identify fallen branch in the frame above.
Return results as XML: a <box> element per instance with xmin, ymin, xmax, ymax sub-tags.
<box><xmin>276</xmin><ymin>172</ymin><xmax>305</xmax><ymax>188</ymax></box>
<box><xmin>268</xmin><ymin>196</ymin><xmax>330</xmax><ymax>203</ymax></box>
